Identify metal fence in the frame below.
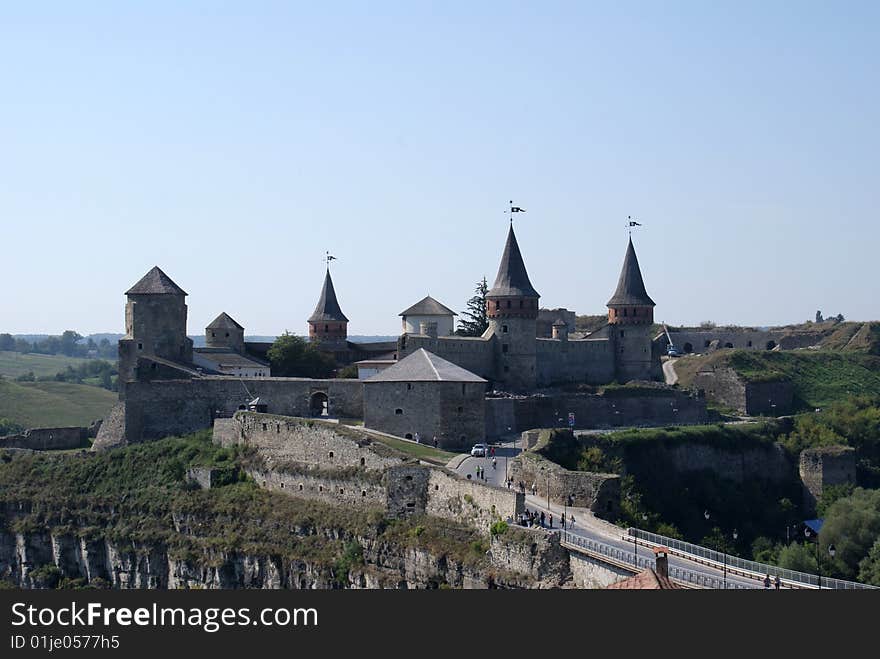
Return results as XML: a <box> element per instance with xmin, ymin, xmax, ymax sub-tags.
<box><xmin>562</xmin><ymin>532</ymin><xmax>754</xmax><ymax>589</ymax></box>
<box><xmin>629</xmin><ymin>528</ymin><xmax>877</xmax><ymax>590</ymax></box>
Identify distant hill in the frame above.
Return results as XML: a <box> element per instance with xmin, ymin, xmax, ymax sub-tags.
<box><xmin>0</xmin><ymin>379</ymin><xmax>116</xmax><ymax>429</ymax></box>
<box><xmin>0</xmin><ymin>351</ymin><xmax>99</xmax><ymax>379</ymax></box>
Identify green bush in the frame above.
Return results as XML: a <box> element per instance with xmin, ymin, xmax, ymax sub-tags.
<box><xmin>490</xmin><ymin>521</ymin><xmax>508</xmax><ymax>537</ymax></box>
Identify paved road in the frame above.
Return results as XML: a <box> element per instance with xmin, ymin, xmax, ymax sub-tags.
<box><xmin>662</xmin><ymin>358</ymin><xmax>678</xmax><ymax>385</ymax></box>
<box><xmin>454</xmin><ymin>437</ymin><xmax>787</xmax><ymax>589</ymax></box>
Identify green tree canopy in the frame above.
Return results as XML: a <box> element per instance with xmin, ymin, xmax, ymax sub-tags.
<box><xmin>456</xmin><ymin>277</ymin><xmax>488</xmax><ymax>337</ymax></box>
<box><xmin>821</xmin><ymin>487</ymin><xmax>880</xmax><ymax>579</ymax></box>
<box><xmin>267</xmin><ymin>332</ymin><xmax>335</xmax><ymax>378</ymax></box>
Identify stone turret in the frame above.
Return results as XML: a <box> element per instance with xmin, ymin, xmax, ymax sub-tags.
<box><xmin>552</xmin><ymin>319</ymin><xmax>568</xmax><ymax>341</ymax></box>
<box><xmin>485</xmin><ymin>225</ymin><xmax>540</xmax><ymax>390</ymax></box>
<box><xmin>607</xmin><ymin>238</ymin><xmax>657</xmax><ymax>382</ymax></box>
<box><xmin>118</xmin><ymin>266</ymin><xmax>193</xmax><ymax>385</ymax></box>
<box><xmin>308</xmin><ymin>268</ymin><xmax>349</xmax><ymax>348</ymax></box>
<box><xmin>206</xmin><ymin>312</ymin><xmax>245</xmax><ymax>353</ymax></box>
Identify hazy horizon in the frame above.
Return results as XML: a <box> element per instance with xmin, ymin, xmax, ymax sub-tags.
<box><xmin>2</xmin><ymin>3</ymin><xmax>877</xmax><ymax>336</ymax></box>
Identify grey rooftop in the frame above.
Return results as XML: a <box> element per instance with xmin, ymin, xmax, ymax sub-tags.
<box><xmin>126</xmin><ymin>266</ymin><xmax>187</xmax><ymax>296</ymax></box>
<box><xmin>606</xmin><ymin>237</ymin><xmax>655</xmax><ymax>307</ymax></box>
<box><xmin>364</xmin><ymin>348</ymin><xmax>486</xmax><ymax>383</ymax></box>
<box><xmin>487</xmin><ymin>225</ymin><xmax>540</xmax><ymax>298</ymax></box>
<box><xmin>399</xmin><ymin>295</ymin><xmax>458</xmax><ymax>317</ymax></box>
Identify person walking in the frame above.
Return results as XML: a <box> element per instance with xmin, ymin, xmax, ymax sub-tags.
<box><xmin>540</xmin><ymin>511</ymin><xmax>545</xmax><ymax>527</ymax></box>
<box><xmin>569</xmin><ymin>514</ymin><xmax>576</xmax><ymax>529</ymax></box>
<box><xmin>561</xmin><ymin>512</ymin><xmax>566</xmax><ymax>529</ymax></box>
<box><xmin>414</xmin><ymin>432</ymin><xmax>420</xmax><ymax>444</ymax></box>
<box><xmin>492</xmin><ymin>456</ymin><xmax>497</xmax><ymax>469</ymax></box>
<box><xmin>774</xmin><ymin>575</ymin><xmax>781</xmax><ymax>590</ymax></box>
<box><xmin>433</xmin><ymin>436</ymin><xmax>438</xmax><ymax>448</ymax></box>
<box><xmin>764</xmin><ymin>574</ymin><xmax>771</xmax><ymax>589</ymax></box>
<box><xmin>549</xmin><ymin>514</ymin><xmax>554</xmax><ymax>528</ymax></box>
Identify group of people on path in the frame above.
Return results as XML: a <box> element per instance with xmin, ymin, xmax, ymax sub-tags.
<box><xmin>764</xmin><ymin>574</ymin><xmax>782</xmax><ymax>589</ymax></box>
<box><xmin>516</xmin><ymin>508</ymin><xmax>576</xmax><ymax>530</ymax></box>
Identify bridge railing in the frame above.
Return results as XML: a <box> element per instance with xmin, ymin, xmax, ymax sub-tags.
<box><xmin>562</xmin><ymin>532</ymin><xmax>753</xmax><ymax>589</ymax></box>
<box><xmin>628</xmin><ymin>528</ymin><xmax>877</xmax><ymax>590</ymax></box>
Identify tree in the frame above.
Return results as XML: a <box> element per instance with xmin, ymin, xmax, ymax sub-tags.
<box><xmin>456</xmin><ymin>277</ymin><xmax>489</xmax><ymax>336</ymax></box>
<box><xmin>777</xmin><ymin>542</ymin><xmax>818</xmax><ymax>573</ymax></box>
<box><xmin>858</xmin><ymin>538</ymin><xmax>880</xmax><ymax>586</ymax></box>
<box><xmin>59</xmin><ymin>330</ymin><xmax>83</xmax><ymax>357</ymax></box>
<box><xmin>820</xmin><ymin>487</ymin><xmax>880</xmax><ymax>579</ymax></box>
<box><xmin>0</xmin><ymin>333</ymin><xmax>14</xmax><ymax>351</ymax></box>
<box><xmin>267</xmin><ymin>332</ymin><xmax>335</xmax><ymax>378</ymax></box>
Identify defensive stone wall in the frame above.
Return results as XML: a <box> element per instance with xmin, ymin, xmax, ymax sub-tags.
<box><xmin>485</xmin><ymin>388</ymin><xmax>708</xmax><ymax>438</ymax></box>
<box><xmin>535</xmin><ymin>338</ymin><xmax>615</xmax><ymax>386</ymax></box>
<box><xmin>509</xmin><ymin>451</ymin><xmax>620</xmax><ymax>517</ymax></box>
<box><xmin>96</xmin><ymin>376</ymin><xmax>364</xmax><ymax>448</ymax></box>
<box><xmin>398</xmin><ymin>334</ymin><xmax>495</xmax><ymax>381</ymax></box>
<box><xmin>693</xmin><ymin>366</ymin><xmax>793</xmax><ymax>415</ymax></box>
<box><xmin>214</xmin><ymin>413</ymin><xmax>523</xmax><ymax>531</ymax></box>
<box><xmin>426</xmin><ymin>468</ymin><xmax>524</xmax><ymax>532</ymax></box>
<box><xmin>0</xmin><ymin>427</ymin><xmax>88</xmax><ymax>451</ymax></box>
<box><xmin>799</xmin><ymin>445</ymin><xmax>857</xmax><ymax>514</ymax></box>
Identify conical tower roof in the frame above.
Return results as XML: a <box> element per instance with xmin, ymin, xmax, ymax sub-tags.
<box><xmin>487</xmin><ymin>225</ymin><xmax>539</xmax><ymax>298</ymax></box>
<box><xmin>308</xmin><ymin>269</ymin><xmax>349</xmax><ymax>323</ymax></box>
<box><xmin>125</xmin><ymin>266</ymin><xmax>187</xmax><ymax>296</ymax></box>
<box><xmin>607</xmin><ymin>237</ymin><xmax>655</xmax><ymax>307</ymax></box>
<box><xmin>207</xmin><ymin>312</ymin><xmax>243</xmax><ymax>330</ymax></box>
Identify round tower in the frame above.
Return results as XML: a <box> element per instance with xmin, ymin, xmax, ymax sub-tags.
<box><xmin>485</xmin><ymin>224</ymin><xmax>540</xmax><ymax>391</ymax></box>
<box><xmin>607</xmin><ymin>237</ymin><xmax>657</xmax><ymax>382</ymax></box>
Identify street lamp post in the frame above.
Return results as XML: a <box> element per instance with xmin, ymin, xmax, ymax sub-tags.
<box><xmin>805</xmin><ymin>527</ymin><xmax>835</xmax><ymax>589</ymax></box>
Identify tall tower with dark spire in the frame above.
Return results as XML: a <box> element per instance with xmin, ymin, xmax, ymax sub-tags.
<box><xmin>607</xmin><ymin>237</ymin><xmax>657</xmax><ymax>382</ymax></box>
<box><xmin>484</xmin><ymin>225</ymin><xmax>540</xmax><ymax>390</ymax></box>
<box><xmin>308</xmin><ymin>268</ymin><xmax>349</xmax><ymax>350</ymax></box>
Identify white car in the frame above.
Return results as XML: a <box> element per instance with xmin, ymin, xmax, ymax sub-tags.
<box><xmin>470</xmin><ymin>443</ymin><xmax>488</xmax><ymax>457</ymax></box>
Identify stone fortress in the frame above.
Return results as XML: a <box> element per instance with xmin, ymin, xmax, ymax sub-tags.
<box><xmin>96</xmin><ymin>223</ymin><xmax>705</xmax><ymax>451</ymax></box>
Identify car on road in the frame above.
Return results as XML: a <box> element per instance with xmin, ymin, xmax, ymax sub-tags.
<box><xmin>470</xmin><ymin>443</ymin><xmax>488</xmax><ymax>457</ymax></box>
<box><xmin>666</xmin><ymin>345</ymin><xmax>681</xmax><ymax>357</ymax></box>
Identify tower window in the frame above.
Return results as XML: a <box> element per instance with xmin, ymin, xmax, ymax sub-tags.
<box><xmin>395</xmin><ymin>408</ymin><xmax>403</xmax><ymax>415</ymax></box>
<box><xmin>225</xmin><ymin>332</ymin><xmax>229</xmax><ymax>337</ymax></box>
<box><xmin>137</xmin><ymin>343</ymin><xmax>143</xmax><ymax>350</ymax></box>
<box><xmin>620</xmin><ymin>331</ymin><xmax>625</xmax><ymax>338</ymax></box>
<box><xmin>324</xmin><ymin>324</ymin><xmax>329</xmax><ymax>331</ymax></box>
<box><xmin>502</xmin><ymin>325</ymin><xmax>508</xmax><ymax>333</ymax></box>
<box><xmin>495</xmin><ymin>301</ymin><xmax>500</xmax><ymax>310</ymax></box>
<box><xmin>519</xmin><ymin>300</ymin><xmax>523</xmax><ymax>308</ymax></box>
<box><xmin>407</xmin><ymin>383</ymin><xmax>412</xmax><ymax>390</ymax></box>
<box><xmin>506</xmin><ymin>300</ymin><xmax>511</xmax><ymax>308</ymax></box>
<box><xmin>502</xmin><ymin>344</ymin><xmax>509</xmax><ymax>353</ymax></box>
<box><xmin>211</xmin><ymin>332</ymin><xmax>215</xmax><ymax>338</ymax></box>
<box><xmin>623</xmin><ymin>309</ymin><xmax>628</xmax><ymax>317</ymax></box>
<box><xmin>457</xmin><ymin>406</ymin><xmax>463</xmax><ymax>413</ymax></box>
<box><xmin>461</xmin><ymin>383</ymin><xmax>466</xmax><ymax>395</ymax></box>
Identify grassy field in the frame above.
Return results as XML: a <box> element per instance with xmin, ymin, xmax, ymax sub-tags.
<box><xmin>0</xmin><ymin>351</ymin><xmax>97</xmax><ymax>379</ymax></box>
<box><xmin>0</xmin><ymin>379</ymin><xmax>117</xmax><ymax>428</ymax></box>
<box><xmin>673</xmin><ymin>349</ymin><xmax>880</xmax><ymax>410</ymax></box>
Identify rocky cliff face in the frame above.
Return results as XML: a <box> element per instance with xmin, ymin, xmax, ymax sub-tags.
<box><xmin>0</xmin><ymin>524</ymin><xmax>525</xmax><ymax>590</ymax></box>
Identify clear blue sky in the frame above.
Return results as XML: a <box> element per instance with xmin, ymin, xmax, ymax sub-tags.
<box><xmin>1</xmin><ymin>2</ymin><xmax>877</xmax><ymax>336</ymax></box>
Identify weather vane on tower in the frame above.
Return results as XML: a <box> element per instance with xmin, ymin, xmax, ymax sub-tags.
<box><xmin>325</xmin><ymin>251</ymin><xmax>337</xmax><ymax>268</ymax></box>
<box><xmin>626</xmin><ymin>216</ymin><xmax>643</xmax><ymax>236</ymax></box>
<box><xmin>506</xmin><ymin>200</ymin><xmax>526</xmax><ymax>224</ymax></box>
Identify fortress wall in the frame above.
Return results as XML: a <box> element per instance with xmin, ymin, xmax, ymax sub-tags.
<box><xmin>249</xmin><ymin>467</ymin><xmax>387</xmax><ymax>511</ymax></box>
<box><xmin>692</xmin><ymin>367</ymin><xmax>793</xmax><ymax>415</ymax></box>
<box><xmin>426</xmin><ymin>468</ymin><xmax>524</xmax><ymax>533</ymax></box>
<box><xmin>535</xmin><ymin>338</ymin><xmax>616</xmax><ymax>386</ymax></box>
<box><xmin>799</xmin><ymin>446</ymin><xmax>857</xmax><ymax>514</ymax></box>
<box><xmin>485</xmin><ymin>390</ymin><xmax>708</xmax><ymax>438</ymax></box>
<box><xmin>664</xmin><ymin>330</ymin><xmax>782</xmax><ymax>353</ymax></box>
<box><xmin>104</xmin><ymin>377</ymin><xmax>364</xmax><ymax>447</ymax></box>
<box><xmin>0</xmin><ymin>427</ymin><xmax>88</xmax><ymax>451</ymax></box>
<box><xmin>398</xmin><ymin>334</ymin><xmax>495</xmax><ymax>381</ymax></box>
<box><xmin>217</xmin><ymin>413</ymin><xmax>404</xmax><ymax>471</ymax></box>
<box><xmin>509</xmin><ymin>455</ymin><xmax>620</xmax><ymax>516</ymax></box>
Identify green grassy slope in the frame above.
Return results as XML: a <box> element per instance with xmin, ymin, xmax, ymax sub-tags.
<box><xmin>0</xmin><ymin>351</ymin><xmax>99</xmax><ymax>379</ymax></box>
<box><xmin>673</xmin><ymin>350</ymin><xmax>880</xmax><ymax>410</ymax></box>
<box><xmin>0</xmin><ymin>379</ymin><xmax>116</xmax><ymax>428</ymax></box>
